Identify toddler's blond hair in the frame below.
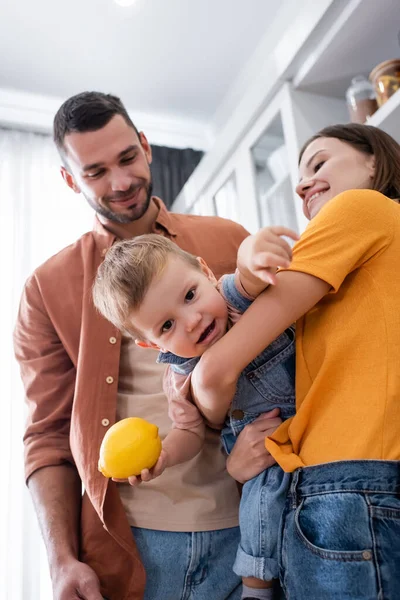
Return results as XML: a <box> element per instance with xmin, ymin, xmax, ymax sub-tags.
<box><xmin>93</xmin><ymin>234</ymin><xmax>201</xmax><ymax>335</ymax></box>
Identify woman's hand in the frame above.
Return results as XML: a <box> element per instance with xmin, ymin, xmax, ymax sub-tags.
<box><xmin>226</xmin><ymin>409</ymin><xmax>282</xmax><ymax>484</ymax></box>
<box><xmin>238</xmin><ymin>226</ymin><xmax>299</xmax><ymax>286</ymax></box>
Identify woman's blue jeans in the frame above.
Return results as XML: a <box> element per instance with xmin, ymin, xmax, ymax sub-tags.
<box><xmin>279</xmin><ymin>460</ymin><xmax>400</xmax><ymax>600</ymax></box>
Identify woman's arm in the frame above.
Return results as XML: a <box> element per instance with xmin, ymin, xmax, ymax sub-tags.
<box><xmin>191</xmin><ymin>270</ymin><xmax>330</xmax><ymax>423</ymax></box>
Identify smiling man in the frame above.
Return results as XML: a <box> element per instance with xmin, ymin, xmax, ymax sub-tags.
<box><xmin>13</xmin><ymin>91</ymin><xmax>273</xmax><ymax>600</ymax></box>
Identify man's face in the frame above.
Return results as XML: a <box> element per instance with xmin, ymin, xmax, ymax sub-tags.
<box><xmin>61</xmin><ymin>115</ymin><xmax>153</xmax><ymax>224</ymax></box>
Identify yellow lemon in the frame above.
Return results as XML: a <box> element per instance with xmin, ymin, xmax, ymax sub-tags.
<box><xmin>98</xmin><ymin>417</ymin><xmax>162</xmax><ymax>479</ymax></box>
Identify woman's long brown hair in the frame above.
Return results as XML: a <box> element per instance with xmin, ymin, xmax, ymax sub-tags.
<box><xmin>299</xmin><ymin>123</ymin><xmax>400</xmax><ymax>200</ymax></box>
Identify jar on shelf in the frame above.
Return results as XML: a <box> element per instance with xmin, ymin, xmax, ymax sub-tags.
<box><xmin>345</xmin><ymin>75</ymin><xmax>378</xmax><ymax>124</ymax></box>
<box><xmin>369</xmin><ymin>59</ymin><xmax>400</xmax><ymax>107</ymax></box>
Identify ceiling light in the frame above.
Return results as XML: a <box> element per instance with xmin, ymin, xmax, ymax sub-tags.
<box><xmin>114</xmin><ymin>0</ymin><xmax>138</xmax><ymax>6</ymax></box>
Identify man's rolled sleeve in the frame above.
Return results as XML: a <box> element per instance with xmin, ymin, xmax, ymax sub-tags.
<box><xmin>14</xmin><ymin>275</ymin><xmax>76</xmax><ymax>482</ymax></box>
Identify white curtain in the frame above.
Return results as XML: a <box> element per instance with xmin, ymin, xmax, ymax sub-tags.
<box><xmin>0</xmin><ymin>128</ymin><xmax>94</xmax><ymax>600</ymax></box>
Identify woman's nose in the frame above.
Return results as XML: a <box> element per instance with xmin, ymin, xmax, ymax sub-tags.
<box><xmin>296</xmin><ymin>177</ymin><xmax>314</xmax><ymax>198</ymax></box>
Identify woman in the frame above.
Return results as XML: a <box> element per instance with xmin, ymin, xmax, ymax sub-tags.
<box><xmin>192</xmin><ymin>123</ymin><xmax>400</xmax><ymax>599</ymax></box>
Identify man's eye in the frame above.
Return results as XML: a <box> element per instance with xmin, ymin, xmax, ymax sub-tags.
<box><xmin>185</xmin><ymin>289</ymin><xmax>195</xmax><ymax>301</ymax></box>
<box><xmin>121</xmin><ymin>154</ymin><xmax>136</xmax><ymax>164</ymax></box>
<box><xmin>161</xmin><ymin>320</ymin><xmax>173</xmax><ymax>333</ymax></box>
<box><xmin>87</xmin><ymin>170</ymin><xmax>104</xmax><ymax>179</ymax></box>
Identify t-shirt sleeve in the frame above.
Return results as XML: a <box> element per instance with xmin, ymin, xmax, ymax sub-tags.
<box><xmin>163</xmin><ymin>366</ymin><xmax>204</xmax><ymax>430</ymax></box>
<box><xmin>285</xmin><ymin>190</ymin><xmax>395</xmax><ymax>292</ymax></box>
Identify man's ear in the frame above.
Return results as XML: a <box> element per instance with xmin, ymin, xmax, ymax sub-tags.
<box><xmin>139</xmin><ymin>132</ymin><xmax>152</xmax><ymax>166</ymax></box>
<box><xmin>61</xmin><ymin>166</ymin><xmax>81</xmax><ymax>193</ymax></box>
<box><xmin>196</xmin><ymin>257</ymin><xmax>217</xmax><ymax>284</ymax></box>
<box><xmin>135</xmin><ymin>339</ymin><xmax>162</xmax><ymax>351</ymax></box>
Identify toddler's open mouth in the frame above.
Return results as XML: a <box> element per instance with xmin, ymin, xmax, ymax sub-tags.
<box><xmin>197</xmin><ymin>320</ymin><xmax>216</xmax><ymax>344</ymax></box>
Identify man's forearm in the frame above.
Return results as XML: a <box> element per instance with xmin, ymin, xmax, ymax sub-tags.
<box><xmin>28</xmin><ymin>464</ymin><xmax>81</xmax><ymax>571</ymax></box>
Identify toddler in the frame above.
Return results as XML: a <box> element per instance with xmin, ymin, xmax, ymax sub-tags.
<box><xmin>93</xmin><ymin>226</ymin><xmax>297</xmax><ymax>600</ymax></box>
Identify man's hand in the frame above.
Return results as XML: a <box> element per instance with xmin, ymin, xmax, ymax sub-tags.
<box><xmin>226</xmin><ymin>409</ymin><xmax>282</xmax><ymax>484</ymax></box>
<box><xmin>112</xmin><ymin>449</ymin><xmax>168</xmax><ymax>487</ymax></box>
<box><xmin>238</xmin><ymin>226</ymin><xmax>299</xmax><ymax>287</ymax></box>
<box><xmin>52</xmin><ymin>558</ymin><xmax>103</xmax><ymax>600</ymax></box>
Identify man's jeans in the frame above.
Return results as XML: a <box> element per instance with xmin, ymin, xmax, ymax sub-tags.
<box><xmin>279</xmin><ymin>460</ymin><xmax>400</xmax><ymax>600</ymax></box>
<box><xmin>131</xmin><ymin>526</ymin><xmax>242</xmax><ymax>600</ymax></box>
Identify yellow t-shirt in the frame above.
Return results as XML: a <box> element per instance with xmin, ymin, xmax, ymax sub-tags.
<box><xmin>265</xmin><ymin>189</ymin><xmax>400</xmax><ymax>472</ymax></box>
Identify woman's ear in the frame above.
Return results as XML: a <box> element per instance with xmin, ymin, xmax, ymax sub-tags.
<box><xmin>368</xmin><ymin>155</ymin><xmax>376</xmax><ymax>179</ymax></box>
<box><xmin>135</xmin><ymin>339</ymin><xmax>161</xmax><ymax>351</ymax></box>
<box><xmin>196</xmin><ymin>257</ymin><xmax>217</xmax><ymax>284</ymax></box>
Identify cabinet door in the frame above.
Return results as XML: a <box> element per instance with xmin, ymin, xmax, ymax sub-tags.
<box><xmin>213</xmin><ymin>173</ymin><xmax>240</xmax><ymax>222</ymax></box>
<box><xmin>251</xmin><ymin>114</ymin><xmax>298</xmax><ymax>234</ymax></box>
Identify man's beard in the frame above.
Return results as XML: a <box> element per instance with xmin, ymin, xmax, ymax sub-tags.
<box><xmin>87</xmin><ymin>181</ymin><xmax>153</xmax><ymax>224</ymax></box>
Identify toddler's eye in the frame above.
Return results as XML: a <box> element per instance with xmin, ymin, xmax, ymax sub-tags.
<box><xmin>161</xmin><ymin>320</ymin><xmax>173</xmax><ymax>333</ymax></box>
<box><xmin>185</xmin><ymin>288</ymin><xmax>195</xmax><ymax>301</ymax></box>
<box><xmin>314</xmin><ymin>161</ymin><xmax>325</xmax><ymax>172</ymax></box>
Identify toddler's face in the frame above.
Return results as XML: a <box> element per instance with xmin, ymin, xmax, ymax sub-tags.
<box><xmin>131</xmin><ymin>256</ymin><xmax>229</xmax><ymax>358</ymax></box>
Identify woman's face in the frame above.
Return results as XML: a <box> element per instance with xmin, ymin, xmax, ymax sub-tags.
<box><xmin>296</xmin><ymin>137</ymin><xmax>376</xmax><ymax>220</ymax></box>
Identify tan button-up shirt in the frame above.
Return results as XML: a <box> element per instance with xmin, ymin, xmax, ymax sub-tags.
<box><xmin>14</xmin><ymin>198</ymin><xmax>248</xmax><ymax>600</ymax></box>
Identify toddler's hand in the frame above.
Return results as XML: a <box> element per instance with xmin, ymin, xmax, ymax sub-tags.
<box><xmin>112</xmin><ymin>449</ymin><xmax>169</xmax><ymax>487</ymax></box>
<box><xmin>238</xmin><ymin>226</ymin><xmax>299</xmax><ymax>286</ymax></box>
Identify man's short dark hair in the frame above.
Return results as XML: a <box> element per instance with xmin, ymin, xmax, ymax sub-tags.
<box><xmin>53</xmin><ymin>91</ymin><xmax>140</xmax><ymax>160</ymax></box>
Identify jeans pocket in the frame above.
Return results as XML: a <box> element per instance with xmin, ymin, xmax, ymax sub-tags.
<box><xmin>294</xmin><ymin>493</ymin><xmax>373</xmax><ymax>561</ymax></box>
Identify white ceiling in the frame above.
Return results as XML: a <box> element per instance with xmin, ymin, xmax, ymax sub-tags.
<box><xmin>0</xmin><ymin>0</ymin><xmax>282</xmax><ymax>146</ymax></box>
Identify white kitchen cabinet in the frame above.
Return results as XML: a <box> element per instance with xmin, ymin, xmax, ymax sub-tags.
<box><xmin>173</xmin><ymin>0</ymin><xmax>400</xmax><ymax>234</ymax></box>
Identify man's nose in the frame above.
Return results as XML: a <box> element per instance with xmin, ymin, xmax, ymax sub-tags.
<box><xmin>109</xmin><ymin>168</ymin><xmax>132</xmax><ymax>192</ymax></box>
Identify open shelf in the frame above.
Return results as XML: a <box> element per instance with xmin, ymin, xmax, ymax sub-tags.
<box><xmin>367</xmin><ymin>88</ymin><xmax>400</xmax><ymax>142</ymax></box>
<box><xmin>293</xmin><ymin>0</ymin><xmax>400</xmax><ymax>100</ymax></box>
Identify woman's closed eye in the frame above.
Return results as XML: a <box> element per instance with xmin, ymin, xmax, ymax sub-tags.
<box><xmin>185</xmin><ymin>288</ymin><xmax>196</xmax><ymax>301</ymax></box>
<box><xmin>313</xmin><ymin>160</ymin><xmax>325</xmax><ymax>173</ymax></box>
<box><xmin>161</xmin><ymin>319</ymin><xmax>174</xmax><ymax>334</ymax></box>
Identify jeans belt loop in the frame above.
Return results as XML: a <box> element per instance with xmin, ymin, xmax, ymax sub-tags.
<box><xmin>290</xmin><ymin>469</ymin><xmax>300</xmax><ymax>509</ymax></box>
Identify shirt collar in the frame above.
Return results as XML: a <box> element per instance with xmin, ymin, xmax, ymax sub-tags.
<box><xmin>92</xmin><ymin>196</ymin><xmax>177</xmax><ymax>256</ymax></box>
<box><xmin>153</xmin><ymin>197</ymin><xmax>178</xmax><ymax>237</ymax></box>
<box><xmin>157</xmin><ymin>351</ymin><xmax>200</xmax><ymax>376</ymax></box>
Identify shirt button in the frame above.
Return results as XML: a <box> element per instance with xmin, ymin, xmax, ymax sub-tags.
<box><xmin>109</xmin><ymin>336</ymin><xmax>117</xmax><ymax>344</ymax></box>
<box><xmin>362</xmin><ymin>550</ymin><xmax>372</xmax><ymax>561</ymax></box>
<box><xmin>231</xmin><ymin>409</ymin><xmax>245</xmax><ymax>420</ymax></box>
<box><xmin>101</xmin><ymin>248</ymin><xmax>107</xmax><ymax>256</ymax></box>
<box><xmin>106</xmin><ymin>376</ymin><xmax>114</xmax><ymax>384</ymax></box>
<box><xmin>101</xmin><ymin>418</ymin><xmax>110</xmax><ymax>427</ymax></box>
